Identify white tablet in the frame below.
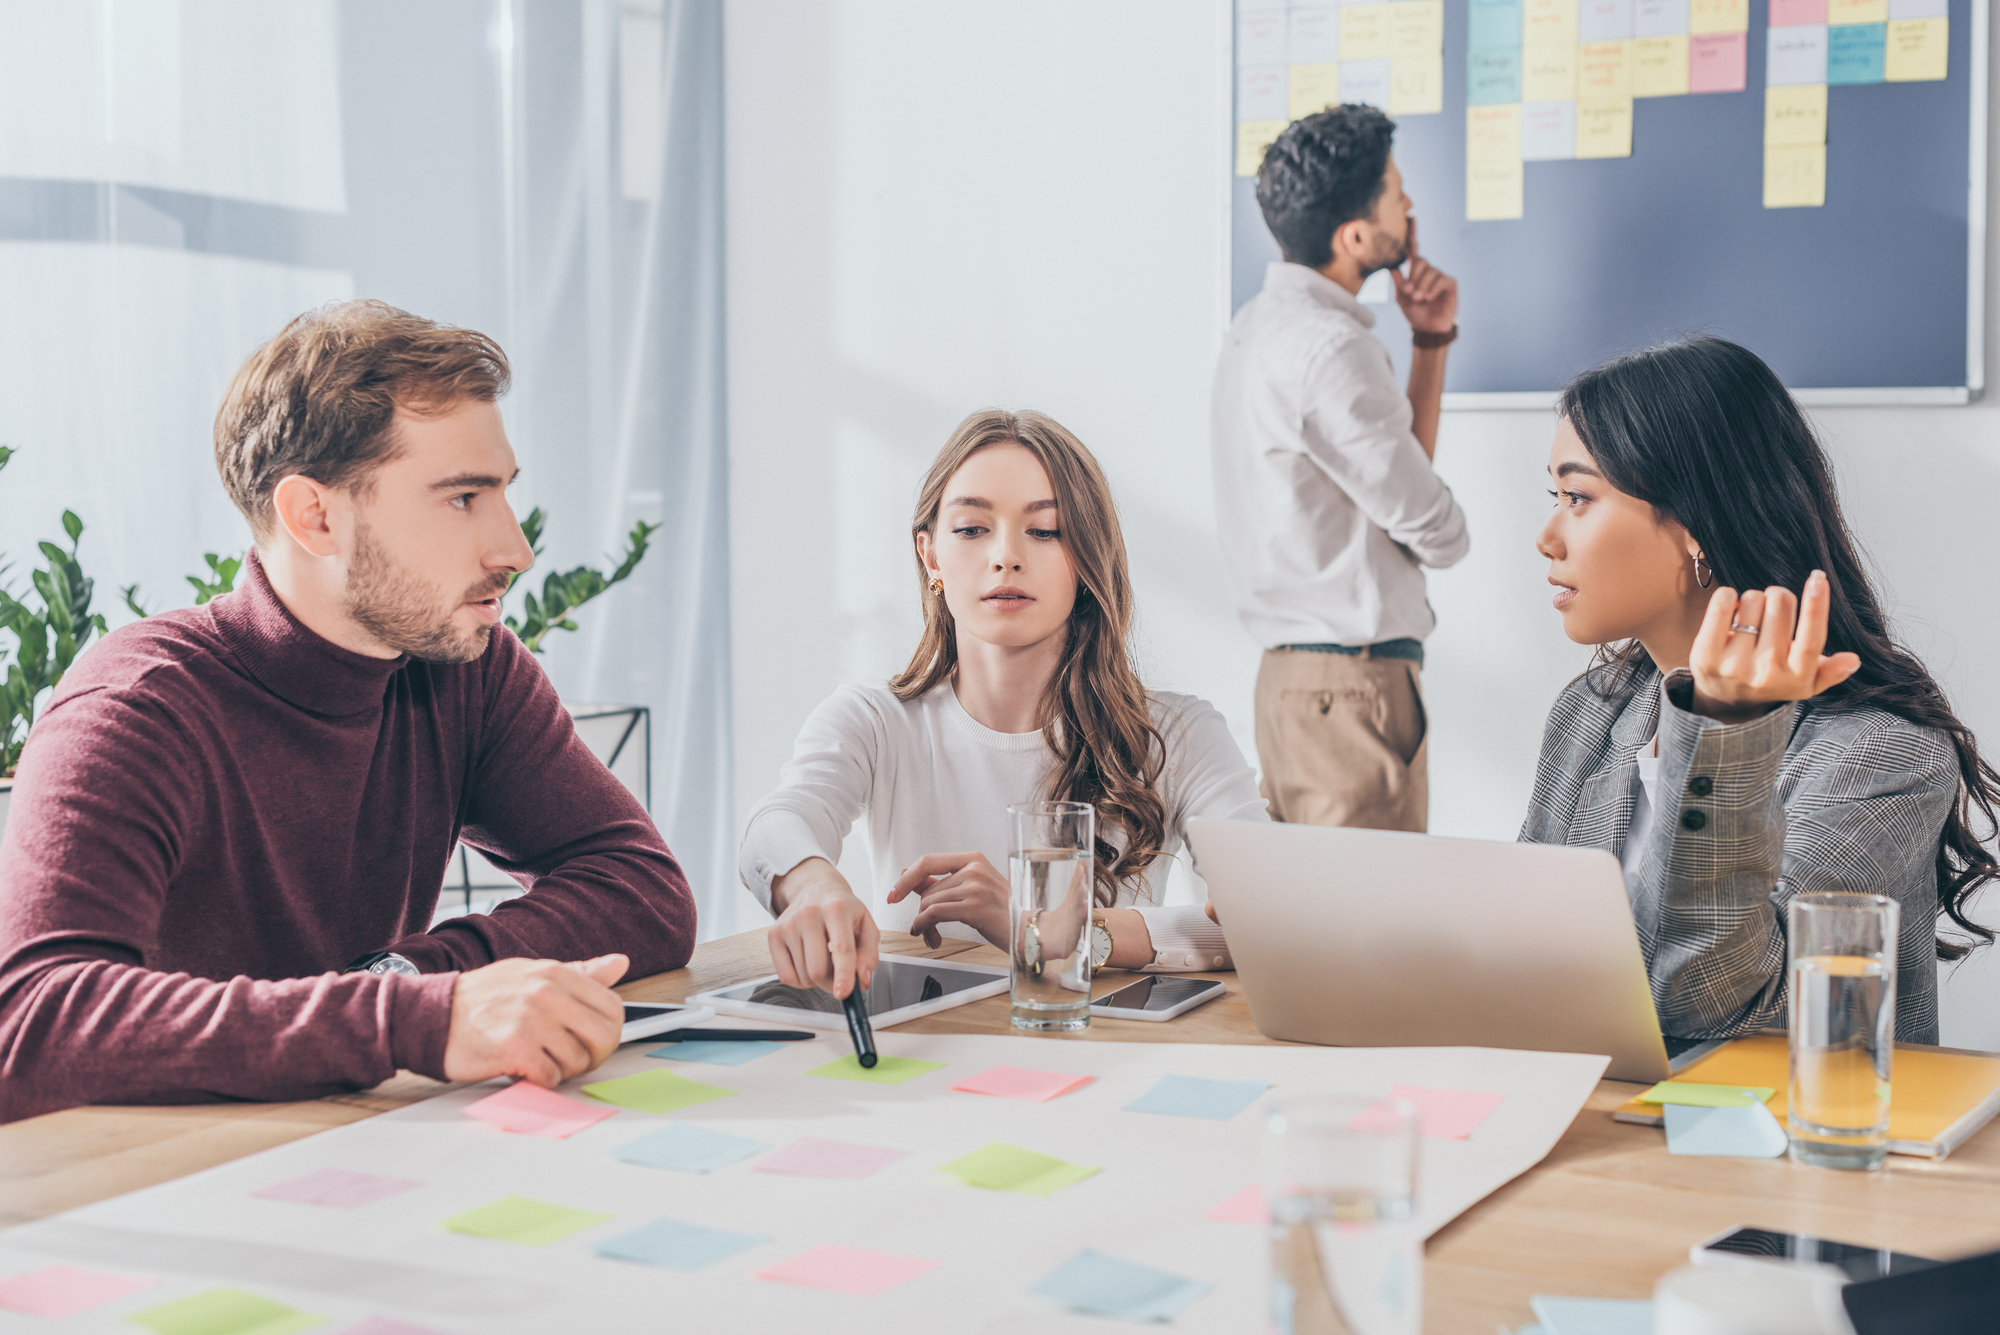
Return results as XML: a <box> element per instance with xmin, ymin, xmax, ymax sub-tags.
<box><xmin>688</xmin><ymin>954</ymin><xmax>1010</xmax><ymax>1030</ymax></box>
<box><xmin>1088</xmin><ymin>975</ymin><xmax>1225</xmax><ymax>1021</ymax></box>
<box><xmin>620</xmin><ymin>1002</ymin><xmax>714</xmax><ymax>1043</ymax></box>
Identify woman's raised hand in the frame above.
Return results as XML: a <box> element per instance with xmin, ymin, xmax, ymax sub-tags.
<box><xmin>1688</xmin><ymin>570</ymin><xmax>1860</xmax><ymax>723</ymax></box>
<box><xmin>889</xmin><ymin>852</ymin><xmax>1011</xmax><ymax>950</ymax></box>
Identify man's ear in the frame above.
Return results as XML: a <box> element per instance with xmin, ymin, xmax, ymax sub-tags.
<box><xmin>270</xmin><ymin>474</ymin><xmax>342</xmax><ymax>559</ymax></box>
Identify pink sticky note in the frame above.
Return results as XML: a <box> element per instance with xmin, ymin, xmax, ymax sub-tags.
<box><xmin>0</xmin><ymin>1265</ymin><xmax>158</xmax><ymax>1317</ymax></box>
<box><xmin>338</xmin><ymin>1321</ymin><xmax>453</xmax><ymax>1335</ymax></box>
<box><xmin>252</xmin><ymin>1168</ymin><xmax>420</xmax><ymax>1208</ymax></box>
<box><xmin>1690</xmin><ymin>31</ymin><xmax>1747</xmax><ymax>92</ymax></box>
<box><xmin>756</xmin><ymin>1244</ymin><xmax>939</xmax><ymax>1296</ymax></box>
<box><xmin>1354</xmin><ymin>1084</ymin><xmax>1507</xmax><ymax>1139</ymax></box>
<box><xmin>1769</xmin><ymin>0</ymin><xmax>1827</xmax><ymax>24</ymax></box>
<box><xmin>462</xmin><ymin>1081</ymin><xmax>617</xmax><ymax>1139</ymax></box>
<box><xmin>752</xmin><ymin>1136</ymin><xmax>910</xmax><ymax>1179</ymax></box>
<box><xmin>1202</xmin><ymin>1184</ymin><xmax>1269</xmax><ymax>1224</ymax></box>
<box><xmin>949</xmin><ymin>1065</ymin><xmax>1095</xmax><ymax>1103</ymax></box>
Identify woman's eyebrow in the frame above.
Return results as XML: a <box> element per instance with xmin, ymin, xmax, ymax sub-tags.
<box><xmin>944</xmin><ymin>496</ymin><xmax>992</xmax><ymax>510</ymax></box>
<box><xmin>1552</xmin><ymin>462</ymin><xmax>1602</xmax><ymax>480</ymax></box>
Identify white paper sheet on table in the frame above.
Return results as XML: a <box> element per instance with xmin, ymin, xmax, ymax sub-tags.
<box><xmin>0</xmin><ymin>1033</ymin><xmax>1607</xmax><ymax>1333</ymax></box>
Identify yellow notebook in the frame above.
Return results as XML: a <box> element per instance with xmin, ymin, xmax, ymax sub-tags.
<box><xmin>1613</xmin><ymin>1034</ymin><xmax>2000</xmax><ymax>1160</ymax></box>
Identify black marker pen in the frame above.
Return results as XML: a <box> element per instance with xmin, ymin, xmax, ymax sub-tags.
<box><xmin>841</xmin><ymin>979</ymin><xmax>877</xmax><ymax>1068</ymax></box>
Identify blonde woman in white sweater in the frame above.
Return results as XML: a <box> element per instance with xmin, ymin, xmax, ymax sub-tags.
<box><xmin>740</xmin><ymin>410</ymin><xmax>1268</xmax><ymax>1000</ymax></box>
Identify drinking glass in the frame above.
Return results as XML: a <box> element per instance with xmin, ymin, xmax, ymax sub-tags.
<box><xmin>1266</xmin><ymin>1094</ymin><xmax>1421</xmax><ymax>1335</ymax></box>
<box><xmin>1787</xmin><ymin>891</ymin><xmax>1899</xmax><ymax>1171</ymax></box>
<box><xmin>1007</xmin><ymin>801</ymin><xmax>1094</xmax><ymax>1031</ymax></box>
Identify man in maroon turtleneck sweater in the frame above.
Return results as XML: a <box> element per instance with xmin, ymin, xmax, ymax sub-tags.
<box><xmin>0</xmin><ymin>300</ymin><xmax>697</xmax><ymax>1123</ymax></box>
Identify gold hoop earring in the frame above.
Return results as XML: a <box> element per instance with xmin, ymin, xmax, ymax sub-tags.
<box><xmin>1692</xmin><ymin>554</ymin><xmax>1713</xmax><ymax>589</ymax></box>
<box><xmin>927</xmin><ymin>576</ymin><xmax>943</xmax><ymax>595</ymax></box>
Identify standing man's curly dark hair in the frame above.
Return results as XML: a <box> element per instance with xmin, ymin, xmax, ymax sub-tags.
<box><xmin>1255</xmin><ymin>106</ymin><xmax>1397</xmax><ymax>268</ymax></box>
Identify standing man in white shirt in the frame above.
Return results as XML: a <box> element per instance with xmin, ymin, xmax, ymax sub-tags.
<box><xmin>1211</xmin><ymin>105</ymin><xmax>1470</xmax><ymax>832</ymax></box>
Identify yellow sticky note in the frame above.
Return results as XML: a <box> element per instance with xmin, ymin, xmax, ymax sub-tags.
<box><xmin>1633</xmin><ymin>35</ymin><xmax>1690</xmax><ymax>97</ymax></box>
<box><xmin>1580</xmin><ymin>41</ymin><xmax>1632</xmax><ymax>98</ymax></box>
<box><xmin>1576</xmin><ymin>96</ymin><xmax>1633</xmax><ymax>157</ymax></box>
<box><xmin>1885</xmin><ymin>17</ymin><xmax>1948</xmax><ymax>82</ymax></box>
<box><xmin>1288</xmin><ymin>63</ymin><xmax>1341</xmax><ymax>119</ymax></box>
<box><xmin>1235</xmin><ymin>119</ymin><xmax>1286</xmax><ymax>177</ymax></box>
<box><xmin>1764</xmin><ymin>84</ymin><xmax>1827</xmax><ymax>145</ymax></box>
<box><xmin>1390</xmin><ymin>0</ymin><xmax>1445</xmax><ymax>58</ymax></box>
<box><xmin>1467</xmin><ymin>103</ymin><xmax>1523</xmax><ymax>162</ymax></box>
<box><xmin>1764</xmin><ymin>142</ymin><xmax>1826</xmax><ymax>208</ymax></box>
<box><xmin>1523</xmin><ymin>46</ymin><xmax>1578</xmax><ymax>101</ymax></box>
<box><xmin>1389</xmin><ymin>56</ymin><xmax>1444</xmax><ymax>113</ymax></box>
<box><xmin>1467</xmin><ymin>158</ymin><xmax>1525</xmax><ymax>221</ymax></box>
<box><xmin>1524</xmin><ymin>0</ymin><xmax>1578</xmax><ymax>50</ymax></box>
<box><xmin>1341</xmin><ymin>4</ymin><xmax>1394</xmax><ymax>60</ymax></box>
<box><xmin>1828</xmin><ymin>0</ymin><xmax>1888</xmax><ymax>23</ymax></box>
<box><xmin>1690</xmin><ymin>0</ymin><xmax>1749</xmax><ymax>33</ymax></box>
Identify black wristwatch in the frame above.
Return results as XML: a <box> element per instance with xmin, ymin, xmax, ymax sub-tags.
<box><xmin>344</xmin><ymin>951</ymin><xmax>420</xmax><ymax>977</ymax></box>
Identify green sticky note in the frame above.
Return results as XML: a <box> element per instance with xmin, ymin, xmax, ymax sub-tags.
<box><xmin>128</xmin><ymin>1289</ymin><xmax>322</xmax><ymax>1335</ymax></box>
<box><xmin>1637</xmin><ymin>1081</ymin><xmax>1776</xmax><ymax>1108</ymax></box>
<box><xmin>805</xmin><ymin>1054</ymin><xmax>947</xmax><ymax>1086</ymax></box>
<box><xmin>940</xmin><ymin>1142</ymin><xmax>1101</xmax><ymax>1197</ymax></box>
<box><xmin>582</xmin><ymin>1067</ymin><xmax>738</xmax><ymax>1114</ymax></box>
<box><xmin>443</xmin><ymin>1195</ymin><xmax>614</xmax><ymax>1246</ymax></box>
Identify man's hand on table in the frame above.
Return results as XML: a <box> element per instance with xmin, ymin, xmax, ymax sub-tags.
<box><xmin>442</xmin><ymin>953</ymin><xmax>629</xmax><ymax>1088</ymax></box>
<box><xmin>768</xmin><ymin>856</ymin><xmax>880</xmax><ymax>999</ymax></box>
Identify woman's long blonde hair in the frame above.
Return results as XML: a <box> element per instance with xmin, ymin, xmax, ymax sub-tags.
<box><xmin>889</xmin><ymin>409</ymin><xmax>1166</xmax><ymax>904</ymax></box>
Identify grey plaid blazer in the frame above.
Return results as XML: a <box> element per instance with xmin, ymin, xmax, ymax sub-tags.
<box><xmin>1520</xmin><ymin>665</ymin><xmax>1954</xmax><ymax>1044</ymax></box>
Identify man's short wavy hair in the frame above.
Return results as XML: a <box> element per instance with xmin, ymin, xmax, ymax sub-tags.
<box><xmin>1255</xmin><ymin>105</ymin><xmax>1396</xmax><ymax>269</ymax></box>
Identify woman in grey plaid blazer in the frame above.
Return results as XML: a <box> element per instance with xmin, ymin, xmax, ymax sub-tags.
<box><xmin>1520</xmin><ymin>338</ymin><xmax>1998</xmax><ymax>1046</ymax></box>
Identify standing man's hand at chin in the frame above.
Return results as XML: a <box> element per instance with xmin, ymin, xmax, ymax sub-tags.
<box><xmin>442</xmin><ymin>953</ymin><xmax>629</xmax><ymax>1088</ymax></box>
<box><xmin>768</xmin><ymin>857</ymin><xmax>880</xmax><ymax>1000</ymax></box>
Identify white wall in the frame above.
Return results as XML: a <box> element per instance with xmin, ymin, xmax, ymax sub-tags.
<box><xmin>725</xmin><ymin>0</ymin><xmax>2000</xmax><ymax>1048</ymax></box>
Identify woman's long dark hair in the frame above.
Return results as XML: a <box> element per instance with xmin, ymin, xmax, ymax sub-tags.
<box><xmin>1559</xmin><ymin>336</ymin><xmax>1997</xmax><ymax>959</ymax></box>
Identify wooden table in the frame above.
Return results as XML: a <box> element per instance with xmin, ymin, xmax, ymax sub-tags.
<box><xmin>6</xmin><ymin>928</ymin><xmax>2000</xmax><ymax>1332</ymax></box>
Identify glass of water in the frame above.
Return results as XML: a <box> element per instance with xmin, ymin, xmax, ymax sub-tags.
<box><xmin>1266</xmin><ymin>1094</ymin><xmax>1421</xmax><ymax>1335</ymax></box>
<box><xmin>1787</xmin><ymin>891</ymin><xmax>1899</xmax><ymax>1171</ymax></box>
<box><xmin>1007</xmin><ymin>801</ymin><xmax>1094</xmax><ymax>1031</ymax></box>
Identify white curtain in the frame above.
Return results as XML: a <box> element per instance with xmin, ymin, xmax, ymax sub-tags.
<box><xmin>0</xmin><ymin>0</ymin><xmax>736</xmax><ymax>933</ymax></box>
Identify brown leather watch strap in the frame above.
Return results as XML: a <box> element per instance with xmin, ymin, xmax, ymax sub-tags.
<box><xmin>1412</xmin><ymin>324</ymin><xmax>1459</xmax><ymax>349</ymax></box>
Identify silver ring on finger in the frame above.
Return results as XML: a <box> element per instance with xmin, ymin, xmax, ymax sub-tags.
<box><xmin>1729</xmin><ymin>622</ymin><xmax>1762</xmax><ymax>636</ymax></box>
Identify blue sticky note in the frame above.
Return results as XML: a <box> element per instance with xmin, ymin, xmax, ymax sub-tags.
<box><xmin>1124</xmin><ymin>1075</ymin><xmax>1271</xmax><ymax>1121</ymax></box>
<box><xmin>614</xmin><ymin>1122</ymin><xmax>772</xmax><ymax>1174</ymax></box>
<box><xmin>1470</xmin><ymin>0</ymin><xmax>1525</xmax><ymax>50</ymax></box>
<box><xmin>592</xmin><ymin>1216</ymin><xmax>767</xmax><ymax>1271</ymax></box>
<box><xmin>1662</xmin><ymin>1102</ymin><xmax>1789</xmax><ymax>1158</ymax></box>
<box><xmin>1469</xmin><ymin>47</ymin><xmax>1525</xmax><ymax>104</ymax></box>
<box><xmin>1030</xmin><ymin>1250</ymin><xmax>1212</xmax><ymax>1321</ymax></box>
<box><xmin>1828</xmin><ymin>22</ymin><xmax>1886</xmax><ymax>84</ymax></box>
<box><xmin>649</xmin><ymin>1039</ymin><xmax>786</xmax><ymax>1066</ymax></box>
<box><xmin>1531</xmin><ymin>1297</ymin><xmax>1653</xmax><ymax>1335</ymax></box>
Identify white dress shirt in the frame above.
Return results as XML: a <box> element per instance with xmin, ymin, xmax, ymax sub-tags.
<box><xmin>1210</xmin><ymin>261</ymin><xmax>1470</xmax><ymax>648</ymax></box>
<box><xmin>739</xmin><ymin>683</ymin><xmax>1270</xmax><ymax>970</ymax></box>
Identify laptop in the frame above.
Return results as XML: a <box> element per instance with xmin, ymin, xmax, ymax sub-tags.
<box><xmin>1188</xmin><ymin>819</ymin><xmax>1708</xmax><ymax>1083</ymax></box>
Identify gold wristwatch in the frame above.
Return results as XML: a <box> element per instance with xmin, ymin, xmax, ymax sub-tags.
<box><xmin>1089</xmin><ymin>913</ymin><xmax>1115</xmax><ymax>970</ymax></box>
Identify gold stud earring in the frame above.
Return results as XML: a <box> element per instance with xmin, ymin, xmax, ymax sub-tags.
<box><xmin>928</xmin><ymin>576</ymin><xmax>943</xmax><ymax>595</ymax></box>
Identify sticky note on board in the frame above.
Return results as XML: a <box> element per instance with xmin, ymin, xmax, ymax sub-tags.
<box><xmin>1390</xmin><ymin>0</ymin><xmax>1446</xmax><ymax>58</ymax></box>
<box><xmin>1203</xmin><ymin>1183</ymin><xmax>1270</xmax><ymax>1224</ymax></box>
<box><xmin>1468</xmin><ymin>103</ymin><xmax>1524</xmax><ymax>163</ymax></box>
<box><xmin>950</xmin><ymin>1064</ymin><xmax>1095</xmax><ymax>1102</ymax></box>
<box><xmin>806</xmin><ymin>1053</ymin><xmax>946</xmax><ymax>1085</ymax></box>
<box><xmin>1828</xmin><ymin>0</ymin><xmax>1889</xmax><ymax>21</ymax></box>
<box><xmin>1636</xmin><ymin>0</ymin><xmax>1691</xmax><ymax>36</ymax></box>
<box><xmin>1690</xmin><ymin>30</ymin><xmax>1748</xmax><ymax>90</ymax></box>
<box><xmin>593</xmin><ymin>1217</ymin><xmax>769</xmax><ymax>1271</ymax></box>
<box><xmin>1768</xmin><ymin>24</ymin><xmax>1829</xmax><ymax>84</ymax></box>
<box><xmin>1237</xmin><ymin>7</ymin><xmax>1289</xmax><ymax>66</ymax></box>
<box><xmin>250</xmin><ymin>1168</ymin><xmax>418</xmax><ymax>1209</ymax></box>
<box><xmin>1340</xmin><ymin>57</ymin><xmax>1393</xmax><ymax>108</ymax></box>
<box><xmin>1524</xmin><ymin>46</ymin><xmax>1579</xmax><ymax>100</ymax></box>
<box><xmin>1576</xmin><ymin>97</ymin><xmax>1634</xmax><ymax>157</ymax></box>
<box><xmin>1828</xmin><ymin>21</ymin><xmax>1886</xmax><ymax>82</ymax></box>
<box><xmin>1389</xmin><ymin>56</ymin><xmax>1444</xmax><ymax>113</ymax></box>
<box><xmin>614</xmin><ymin>1122</ymin><xmax>772</xmax><ymax>1173</ymax></box>
<box><xmin>443</xmin><ymin>1196</ymin><xmax>613</xmax><ymax>1246</ymax></box>
<box><xmin>582</xmin><ymin>1067</ymin><xmax>737</xmax><ymax>1114</ymax></box>
<box><xmin>1467</xmin><ymin>159</ymin><xmax>1527</xmax><ymax>221</ymax></box>
<box><xmin>1238</xmin><ymin>63</ymin><xmax>1291</xmax><ymax>120</ymax></box>
<box><xmin>1125</xmin><ymin>1075</ymin><xmax>1272</xmax><ymax>1121</ymax></box>
<box><xmin>1525</xmin><ymin>0</ymin><xmax>1580</xmax><ymax>50</ymax></box>
<box><xmin>1764</xmin><ymin>84</ymin><xmax>1828</xmax><ymax>143</ymax></box>
<box><xmin>1888</xmin><ymin>0</ymin><xmax>1947</xmax><ymax>16</ymax></box>
<box><xmin>1030</xmin><ymin>1251</ymin><xmax>1214</xmax><ymax>1322</ymax></box>
<box><xmin>1289</xmin><ymin>62</ymin><xmax>1342</xmax><ymax>118</ymax></box>
<box><xmin>1885</xmin><ymin>17</ymin><xmax>1947</xmax><ymax>81</ymax></box>
<box><xmin>1638</xmin><ymin>1081</ymin><xmax>1777</xmax><ymax>1106</ymax></box>
<box><xmin>0</xmin><ymin>1265</ymin><xmax>158</xmax><ymax>1318</ymax></box>
<box><xmin>1471</xmin><ymin>0</ymin><xmax>1526</xmax><ymax>48</ymax></box>
<box><xmin>1341</xmin><ymin>4</ymin><xmax>1394</xmax><ymax>60</ymax></box>
<box><xmin>1690</xmin><ymin>0</ymin><xmax>1748</xmax><ymax>32</ymax></box>
<box><xmin>754</xmin><ymin>1136</ymin><xmax>911</xmax><ymax>1179</ymax></box>
<box><xmin>940</xmin><ymin>1142</ymin><xmax>1102</xmax><ymax>1196</ymax></box>
<box><xmin>127</xmin><ymin>1289</ymin><xmax>321</xmax><ymax>1335</ymax></box>
<box><xmin>1235</xmin><ymin>119</ymin><xmax>1287</xmax><ymax>177</ymax></box>
<box><xmin>1531</xmin><ymin>1296</ymin><xmax>1657</xmax><ymax>1334</ymax></box>
<box><xmin>1634</xmin><ymin>35</ymin><xmax>1691</xmax><ymax>94</ymax></box>
<box><xmin>1580</xmin><ymin>0</ymin><xmax>1636</xmax><ymax>42</ymax></box>
<box><xmin>1580</xmin><ymin>40</ymin><xmax>1634</xmax><ymax>96</ymax></box>
<box><xmin>1469</xmin><ymin>47</ymin><xmax>1525</xmax><ymax>103</ymax></box>
<box><xmin>1765</xmin><ymin>141</ymin><xmax>1827</xmax><ymax>207</ymax></box>
<box><xmin>1664</xmin><ymin>1100</ymin><xmax>1791</xmax><ymax>1155</ymax></box>
<box><xmin>1289</xmin><ymin>4</ymin><xmax>1342</xmax><ymax>63</ymax></box>
<box><xmin>757</xmin><ymin>1244</ymin><xmax>940</xmax><ymax>1297</ymax></box>
<box><xmin>1771</xmin><ymin>0</ymin><xmax>1829</xmax><ymax>22</ymax></box>
<box><xmin>1521</xmin><ymin>99</ymin><xmax>1579</xmax><ymax>158</ymax></box>
<box><xmin>462</xmin><ymin>1081</ymin><xmax>617</xmax><ymax>1139</ymax></box>
<box><xmin>649</xmin><ymin>1038</ymin><xmax>785</xmax><ymax>1066</ymax></box>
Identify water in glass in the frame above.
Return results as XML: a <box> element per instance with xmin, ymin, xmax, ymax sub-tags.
<box><xmin>1788</xmin><ymin>953</ymin><xmax>1893</xmax><ymax>1170</ymax></box>
<box><xmin>1267</xmin><ymin>1099</ymin><xmax>1420</xmax><ymax>1335</ymax></box>
<box><xmin>1008</xmin><ymin>847</ymin><xmax>1092</xmax><ymax>1031</ymax></box>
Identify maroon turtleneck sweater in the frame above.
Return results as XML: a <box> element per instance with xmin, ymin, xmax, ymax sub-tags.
<box><xmin>0</xmin><ymin>554</ymin><xmax>696</xmax><ymax>1122</ymax></box>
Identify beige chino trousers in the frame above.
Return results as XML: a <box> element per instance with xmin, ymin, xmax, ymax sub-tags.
<box><xmin>1253</xmin><ymin>647</ymin><xmax>1429</xmax><ymax>832</ymax></box>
